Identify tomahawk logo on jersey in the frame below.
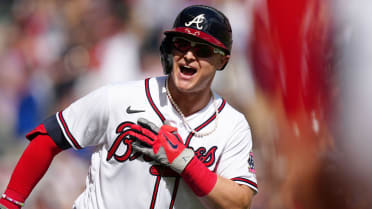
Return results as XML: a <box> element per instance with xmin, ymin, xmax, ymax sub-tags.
<box><xmin>52</xmin><ymin>77</ymin><xmax>257</xmax><ymax>209</ymax></box>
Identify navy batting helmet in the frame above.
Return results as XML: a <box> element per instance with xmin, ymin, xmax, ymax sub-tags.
<box><xmin>160</xmin><ymin>5</ymin><xmax>233</xmax><ymax>74</ymax></box>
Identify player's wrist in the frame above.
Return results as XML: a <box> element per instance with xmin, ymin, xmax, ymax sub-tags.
<box><xmin>169</xmin><ymin>148</ymin><xmax>194</xmax><ymax>174</ymax></box>
<box><xmin>180</xmin><ymin>156</ymin><xmax>217</xmax><ymax>197</ymax></box>
<box><xmin>0</xmin><ymin>189</ymin><xmax>26</xmax><ymax>209</ymax></box>
<box><xmin>0</xmin><ymin>194</ymin><xmax>23</xmax><ymax>209</ymax></box>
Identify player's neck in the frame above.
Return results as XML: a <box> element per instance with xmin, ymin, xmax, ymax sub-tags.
<box><xmin>167</xmin><ymin>80</ymin><xmax>212</xmax><ymax>117</ymax></box>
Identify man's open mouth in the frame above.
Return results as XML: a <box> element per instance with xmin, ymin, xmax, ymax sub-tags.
<box><xmin>180</xmin><ymin>66</ymin><xmax>197</xmax><ymax>76</ymax></box>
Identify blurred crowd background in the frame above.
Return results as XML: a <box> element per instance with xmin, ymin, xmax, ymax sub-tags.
<box><xmin>1</xmin><ymin>0</ymin><xmax>372</xmax><ymax>208</ymax></box>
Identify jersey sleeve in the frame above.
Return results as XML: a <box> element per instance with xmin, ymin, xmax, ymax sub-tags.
<box><xmin>43</xmin><ymin>114</ymin><xmax>71</xmax><ymax>150</ymax></box>
<box><xmin>56</xmin><ymin>85</ymin><xmax>111</xmax><ymax>150</ymax></box>
<box><xmin>216</xmin><ymin>118</ymin><xmax>258</xmax><ymax>193</ymax></box>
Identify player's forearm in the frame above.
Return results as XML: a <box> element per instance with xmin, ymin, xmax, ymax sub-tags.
<box><xmin>180</xmin><ymin>157</ymin><xmax>254</xmax><ymax>209</ymax></box>
<box><xmin>200</xmin><ymin>175</ymin><xmax>254</xmax><ymax>209</ymax></box>
<box><xmin>0</xmin><ymin>133</ymin><xmax>62</xmax><ymax>208</ymax></box>
<box><xmin>127</xmin><ymin>119</ymin><xmax>256</xmax><ymax>208</ymax></box>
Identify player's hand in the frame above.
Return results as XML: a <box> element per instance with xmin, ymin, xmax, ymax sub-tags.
<box><xmin>128</xmin><ymin>118</ymin><xmax>194</xmax><ymax>174</ymax></box>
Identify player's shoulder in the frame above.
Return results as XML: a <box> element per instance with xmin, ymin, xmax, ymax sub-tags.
<box><xmin>218</xmin><ymin>98</ymin><xmax>246</xmax><ymax>121</ymax></box>
<box><xmin>216</xmin><ymin>95</ymin><xmax>251</xmax><ymax>130</ymax></box>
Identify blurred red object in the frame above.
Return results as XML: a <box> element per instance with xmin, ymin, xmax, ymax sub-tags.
<box><xmin>248</xmin><ymin>0</ymin><xmax>344</xmax><ymax>209</ymax></box>
<box><xmin>250</xmin><ymin>0</ymin><xmax>334</xmax><ymax>124</ymax></box>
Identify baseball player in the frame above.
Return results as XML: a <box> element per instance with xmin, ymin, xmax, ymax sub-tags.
<box><xmin>0</xmin><ymin>5</ymin><xmax>258</xmax><ymax>209</ymax></box>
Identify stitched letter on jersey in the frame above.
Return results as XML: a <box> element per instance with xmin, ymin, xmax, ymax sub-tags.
<box><xmin>107</xmin><ymin>121</ymin><xmax>218</xmax><ymax>175</ymax></box>
<box><xmin>107</xmin><ymin>122</ymin><xmax>140</xmax><ymax>162</ymax></box>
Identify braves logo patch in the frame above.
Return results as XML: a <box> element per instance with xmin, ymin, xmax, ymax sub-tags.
<box><xmin>248</xmin><ymin>152</ymin><xmax>256</xmax><ymax>174</ymax></box>
<box><xmin>185</xmin><ymin>14</ymin><xmax>205</xmax><ymax>30</ymax></box>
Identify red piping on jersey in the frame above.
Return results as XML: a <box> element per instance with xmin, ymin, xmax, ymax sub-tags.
<box><xmin>145</xmin><ymin>78</ymin><xmax>165</xmax><ymax>209</ymax></box>
<box><xmin>144</xmin><ymin>77</ymin><xmax>226</xmax><ymax>207</ymax></box>
<box><xmin>145</xmin><ymin>78</ymin><xmax>166</xmax><ymax>122</ymax></box>
<box><xmin>168</xmin><ymin>178</ymin><xmax>180</xmax><ymax>209</ymax></box>
<box><xmin>185</xmin><ymin>99</ymin><xmax>226</xmax><ymax>146</ymax></box>
<box><xmin>231</xmin><ymin>177</ymin><xmax>258</xmax><ymax>190</ymax></box>
<box><xmin>149</xmin><ymin>176</ymin><xmax>161</xmax><ymax>209</ymax></box>
<box><xmin>58</xmin><ymin>111</ymin><xmax>82</xmax><ymax>149</ymax></box>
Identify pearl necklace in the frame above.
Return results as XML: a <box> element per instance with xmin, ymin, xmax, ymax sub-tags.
<box><xmin>165</xmin><ymin>77</ymin><xmax>219</xmax><ymax>137</ymax></box>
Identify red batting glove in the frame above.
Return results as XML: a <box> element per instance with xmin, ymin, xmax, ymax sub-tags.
<box><xmin>128</xmin><ymin>118</ymin><xmax>217</xmax><ymax>196</ymax></box>
<box><xmin>128</xmin><ymin>118</ymin><xmax>194</xmax><ymax>174</ymax></box>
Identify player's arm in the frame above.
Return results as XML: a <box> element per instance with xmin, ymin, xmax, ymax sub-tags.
<box><xmin>175</xmin><ymin>148</ymin><xmax>254</xmax><ymax>209</ymax></box>
<box><xmin>200</xmin><ymin>120</ymin><xmax>257</xmax><ymax>209</ymax></box>
<box><xmin>0</xmin><ymin>116</ymin><xmax>71</xmax><ymax>209</ymax></box>
<box><xmin>127</xmin><ymin>118</ymin><xmax>255</xmax><ymax>209</ymax></box>
<box><xmin>200</xmin><ymin>176</ymin><xmax>254</xmax><ymax>209</ymax></box>
<box><xmin>0</xmin><ymin>85</ymin><xmax>110</xmax><ymax>209</ymax></box>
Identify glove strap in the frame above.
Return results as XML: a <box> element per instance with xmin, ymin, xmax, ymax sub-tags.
<box><xmin>180</xmin><ymin>156</ymin><xmax>217</xmax><ymax>197</ymax></box>
<box><xmin>170</xmin><ymin>148</ymin><xmax>194</xmax><ymax>174</ymax></box>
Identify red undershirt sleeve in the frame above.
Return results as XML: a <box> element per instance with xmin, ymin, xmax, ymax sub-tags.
<box><xmin>0</xmin><ymin>124</ymin><xmax>62</xmax><ymax>209</ymax></box>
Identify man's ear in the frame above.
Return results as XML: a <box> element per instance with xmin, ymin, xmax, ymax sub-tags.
<box><xmin>217</xmin><ymin>55</ymin><xmax>230</xmax><ymax>71</ymax></box>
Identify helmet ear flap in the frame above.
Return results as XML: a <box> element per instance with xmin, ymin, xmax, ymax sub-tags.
<box><xmin>160</xmin><ymin>37</ymin><xmax>173</xmax><ymax>74</ymax></box>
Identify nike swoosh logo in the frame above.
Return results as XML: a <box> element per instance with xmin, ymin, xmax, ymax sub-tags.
<box><xmin>164</xmin><ymin>134</ymin><xmax>178</xmax><ymax>149</ymax></box>
<box><xmin>126</xmin><ymin>106</ymin><xmax>145</xmax><ymax>114</ymax></box>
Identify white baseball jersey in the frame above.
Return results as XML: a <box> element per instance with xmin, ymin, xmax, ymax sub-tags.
<box><xmin>55</xmin><ymin>76</ymin><xmax>258</xmax><ymax>209</ymax></box>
